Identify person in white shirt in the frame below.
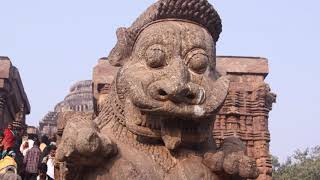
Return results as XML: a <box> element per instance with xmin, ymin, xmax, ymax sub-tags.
<box><xmin>42</xmin><ymin>145</ymin><xmax>56</xmax><ymax>179</ymax></box>
<box><xmin>20</xmin><ymin>135</ymin><xmax>35</xmax><ymax>156</ymax></box>
<box><xmin>37</xmin><ymin>163</ymin><xmax>53</xmax><ymax>180</ymax></box>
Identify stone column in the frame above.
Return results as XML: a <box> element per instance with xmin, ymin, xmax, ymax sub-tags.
<box><xmin>0</xmin><ymin>91</ymin><xmax>7</xmax><ymax>128</ymax></box>
<box><xmin>213</xmin><ymin>56</ymin><xmax>276</xmax><ymax>180</ymax></box>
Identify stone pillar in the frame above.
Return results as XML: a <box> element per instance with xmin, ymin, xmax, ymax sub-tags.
<box><xmin>0</xmin><ymin>56</ymin><xmax>30</xmax><ymax>130</ymax></box>
<box><xmin>92</xmin><ymin>57</ymin><xmax>119</xmax><ymax>116</ymax></box>
<box><xmin>213</xmin><ymin>56</ymin><xmax>276</xmax><ymax>179</ymax></box>
<box><xmin>0</xmin><ymin>91</ymin><xmax>7</xmax><ymax>128</ymax></box>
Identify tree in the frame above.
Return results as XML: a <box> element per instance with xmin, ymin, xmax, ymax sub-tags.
<box><xmin>272</xmin><ymin>146</ymin><xmax>320</xmax><ymax>180</ymax></box>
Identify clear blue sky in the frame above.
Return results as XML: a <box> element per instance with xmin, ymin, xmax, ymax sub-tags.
<box><xmin>0</xmin><ymin>0</ymin><xmax>319</xmax><ymax>162</ymax></box>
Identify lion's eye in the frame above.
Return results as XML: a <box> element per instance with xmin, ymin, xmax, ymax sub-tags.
<box><xmin>186</xmin><ymin>49</ymin><xmax>209</xmax><ymax>74</ymax></box>
<box><xmin>145</xmin><ymin>45</ymin><xmax>166</xmax><ymax>68</ymax></box>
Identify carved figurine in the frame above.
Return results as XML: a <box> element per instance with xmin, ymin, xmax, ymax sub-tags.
<box><xmin>56</xmin><ymin>0</ymin><xmax>260</xmax><ymax>179</ymax></box>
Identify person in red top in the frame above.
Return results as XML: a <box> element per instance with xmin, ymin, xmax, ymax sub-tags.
<box><xmin>3</xmin><ymin>124</ymin><xmax>15</xmax><ymax>149</ymax></box>
<box><xmin>1</xmin><ymin>123</ymin><xmax>15</xmax><ymax>159</ymax></box>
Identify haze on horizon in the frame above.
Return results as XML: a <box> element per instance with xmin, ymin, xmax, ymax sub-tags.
<box><xmin>0</xmin><ymin>0</ymin><xmax>319</xmax><ymax>162</ymax></box>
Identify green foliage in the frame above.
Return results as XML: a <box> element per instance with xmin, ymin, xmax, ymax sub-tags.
<box><xmin>272</xmin><ymin>146</ymin><xmax>320</xmax><ymax>180</ymax></box>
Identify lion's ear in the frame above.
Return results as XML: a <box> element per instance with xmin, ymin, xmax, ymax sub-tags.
<box><xmin>108</xmin><ymin>27</ymin><xmax>133</xmax><ymax>67</ymax></box>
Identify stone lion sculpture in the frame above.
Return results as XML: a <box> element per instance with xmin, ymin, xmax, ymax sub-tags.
<box><xmin>56</xmin><ymin>0</ymin><xmax>260</xmax><ymax>179</ymax></box>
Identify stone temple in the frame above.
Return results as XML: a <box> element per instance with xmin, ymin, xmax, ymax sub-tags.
<box><xmin>0</xmin><ymin>56</ymin><xmax>30</xmax><ymax>132</ymax></box>
<box><xmin>38</xmin><ymin>80</ymin><xmax>93</xmax><ymax>137</ymax></box>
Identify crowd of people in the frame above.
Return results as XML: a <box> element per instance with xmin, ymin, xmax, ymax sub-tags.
<box><xmin>0</xmin><ymin>123</ymin><xmax>56</xmax><ymax>180</ymax></box>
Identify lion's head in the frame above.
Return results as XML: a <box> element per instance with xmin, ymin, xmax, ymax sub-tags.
<box><xmin>107</xmin><ymin>0</ymin><xmax>229</xmax><ymax>150</ymax></box>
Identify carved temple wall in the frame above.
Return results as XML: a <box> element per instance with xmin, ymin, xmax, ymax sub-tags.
<box><xmin>0</xmin><ymin>56</ymin><xmax>30</xmax><ymax>131</ymax></box>
<box><xmin>214</xmin><ymin>56</ymin><xmax>276</xmax><ymax>180</ymax></box>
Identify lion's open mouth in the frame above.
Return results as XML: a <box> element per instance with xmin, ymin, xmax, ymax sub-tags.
<box><xmin>126</xmin><ymin>113</ymin><xmax>213</xmax><ymax>150</ymax></box>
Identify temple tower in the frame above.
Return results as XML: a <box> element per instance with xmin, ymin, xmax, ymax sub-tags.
<box><xmin>39</xmin><ymin>80</ymin><xmax>94</xmax><ymax>137</ymax></box>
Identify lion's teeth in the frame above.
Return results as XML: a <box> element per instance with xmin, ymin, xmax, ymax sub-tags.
<box><xmin>141</xmin><ymin>118</ymin><xmax>147</xmax><ymax>126</ymax></box>
<box><xmin>155</xmin><ymin>120</ymin><xmax>161</xmax><ymax>129</ymax></box>
<box><xmin>134</xmin><ymin>117</ymin><xmax>142</xmax><ymax>125</ymax></box>
<box><xmin>161</xmin><ymin>127</ymin><xmax>182</xmax><ymax>150</ymax></box>
<box><xmin>147</xmin><ymin>121</ymin><xmax>153</xmax><ymax>128</ymax></box>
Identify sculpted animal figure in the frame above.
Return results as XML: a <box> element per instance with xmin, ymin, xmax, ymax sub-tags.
<box><xmin>56</xmin><ymin>0</ymin><xmax>260</xmax><ymax>179</ymax></box>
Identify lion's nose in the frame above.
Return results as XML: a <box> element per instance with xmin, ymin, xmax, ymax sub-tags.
<box><xmin>149</xmin><ymin>81</ymin><xmax>205</xmax><ymax>105</ymax></box>
<box><xmin>167</xmin><ymin>85</ymin><xmax>196</xmax><ymax>103</ymax></box>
